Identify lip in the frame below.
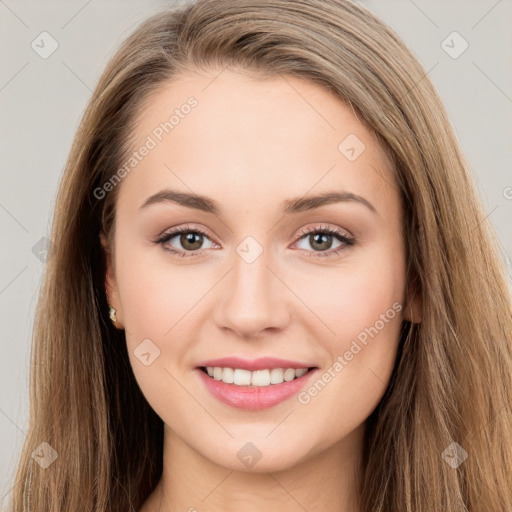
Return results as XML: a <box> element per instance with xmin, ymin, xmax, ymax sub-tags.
<box><xmin>196</xmin><ymin>356</ymin><xmax>313</xmax><ymax>371</ymax></box>
<box><xmin>196</xmin><ymin>364</ymin><xmax>318</xmax><ymax>410</ymax></box>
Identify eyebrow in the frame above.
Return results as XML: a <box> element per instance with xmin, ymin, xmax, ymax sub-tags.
<box><xmin>139</xmin><ymin>189</ymin><xmax>377</xmax><ymax>215</ymax></box>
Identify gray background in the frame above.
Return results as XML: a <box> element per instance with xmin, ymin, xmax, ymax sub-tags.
<box><xmin>1</xmin><ymin>0</ymin><xmax>511</xmax><ymax>506</ymax></box>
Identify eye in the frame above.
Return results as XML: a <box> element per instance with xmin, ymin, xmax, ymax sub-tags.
<box><xmin>154</xmin><ymin>224</ymin><xmax>217</xmax><ymax>257</ymax></box>
<box><xmin>293</xmin><ymin>224</ymin><xmax>354</xmax><ymax>258</ymax></box>
<box><xmin>154</xmin><ymin>223</ymin><xmax>355</xmax><ymax>258</ymax></box>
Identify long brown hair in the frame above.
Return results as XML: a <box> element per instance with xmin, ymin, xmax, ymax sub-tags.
<box><xmin>9</xmin><ymin>1</ymin><xmax>512</xmax><ymax>510</ymax></box>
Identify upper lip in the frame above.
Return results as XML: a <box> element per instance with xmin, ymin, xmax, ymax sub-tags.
<box><xmin>197</xmin><ymin>356</ymin><xmax>316</xmax><ymax>371</ymax></box>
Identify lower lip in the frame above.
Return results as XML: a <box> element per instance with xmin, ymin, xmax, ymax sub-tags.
<box><xmin>197</xmin><ymin>368</ymin><xmax>317</xmax><ymax>410</ymax></box>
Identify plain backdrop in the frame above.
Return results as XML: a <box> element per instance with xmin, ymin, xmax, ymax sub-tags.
<box><xmin>1</xmin><ymin>0</ymin><xmax>511</xmax><ymax>505</ymax></box>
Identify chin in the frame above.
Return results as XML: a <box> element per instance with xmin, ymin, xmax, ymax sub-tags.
<box><xmin>197</xmin><ymin>436</ymin><xmax>314</xmax><ymax>474</ymax></box>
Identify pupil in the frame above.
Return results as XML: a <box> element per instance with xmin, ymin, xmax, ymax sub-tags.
<box><xmin>182</xmin><ymin>232</ymin><xmax>202</xmax><ymax>250</ymax></box>
<box><xmin>311</xmin><ymin>233</ymin><xmax>332</xmax><ymax>251</ymax></box>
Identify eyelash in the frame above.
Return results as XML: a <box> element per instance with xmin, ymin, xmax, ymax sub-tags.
<box><xmin>154</xmin><ymin>223</ymin><xmax>355</xmax><ymax>259</ymax></box>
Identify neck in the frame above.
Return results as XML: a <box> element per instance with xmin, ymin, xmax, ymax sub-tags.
<box><xmin>141</xmin><ymin>423</ymin><xmax>365</xmax><ymax>512</ymax></box>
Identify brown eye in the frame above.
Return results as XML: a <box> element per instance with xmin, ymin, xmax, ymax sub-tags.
<box><xmin>294</xmin><ymin>225</ymin><xmax>355</xmax><ymax>258</ymax></box>
<box><xmin>155</xmin><ymin>225</ymin><xmax>217</xmax><ymax>257</ymax></box>
<box><xmin>308</xmin><ymin>232</ymin><xmax>334</xmax><ymax>251</ymax></box>
<box><xmin>179</xmin><ymin>232</ymin><xmax>204</xmax><ymax>251</ymax></box>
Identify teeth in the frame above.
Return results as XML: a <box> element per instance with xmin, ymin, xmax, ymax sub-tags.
<box><xmin>204</xmin><ymin>366</ymin><xmax>310</xmax><ymax>387</ymax></box>
<box><xmin>251</xmin><ymin>370</ymin><xmax>270</xmax><ymax>386</ymax></box>
<box><xmin>233</xmin><ymin>369</ymin><xmax>251</xmax><ymax>386</ymax></box>
<box><xmin>283</xmin><ymin>368</ymin><xmax>296</xmax><ymax>381</ymax></box>
<box><xmin>270</xmin><ymin>368</ymin><xmax>284</xmax><ymax>384</ymax></box>
<box><xmin>222</xmin><ymin>367</ymin><xmax>234</xmax><ymax>384</ymax></box>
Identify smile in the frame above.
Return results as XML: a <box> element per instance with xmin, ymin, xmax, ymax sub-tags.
<box><xmin>201</xmin><ymin>366</ymin><xmax>311</xmax><ymax>386</ymax></box>
<box><xmin>196</xmin><ymin>357</ymin><xmax>318</xmax><ymax>410</ymax></box>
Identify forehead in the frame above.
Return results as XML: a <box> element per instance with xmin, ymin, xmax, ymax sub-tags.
<box><xmin>118</xmin><ymin>67</ymin><xmax>397</xmax><ymax>216</ymax></box>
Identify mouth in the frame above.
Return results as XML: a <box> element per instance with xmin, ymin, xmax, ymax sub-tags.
<box><xmin>195</xmin><ymin>358</ymin><xmax>319</xmax><ymax>410</ymax></box>
<box><xmin>199</xmin><ymin>366</ymin><xmax>317</xmax><ymax>387</ymax></box>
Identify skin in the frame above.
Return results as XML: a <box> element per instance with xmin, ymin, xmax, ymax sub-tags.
<box><xmin>102</xmin><ymin>67</ymin><xmax>421</xmax><ymax>512</ymax></box>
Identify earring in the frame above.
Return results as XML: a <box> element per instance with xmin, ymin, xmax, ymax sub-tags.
<box><xmin>109</xmin><ymin>306</ymin><xmax>117</xmax><ymax>323</ymax></box>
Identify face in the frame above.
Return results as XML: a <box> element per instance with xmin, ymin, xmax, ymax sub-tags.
<box><xmin>103</xmin><ymin>67</ymin><xmax>417</xmax><ymax>473</ymax></box>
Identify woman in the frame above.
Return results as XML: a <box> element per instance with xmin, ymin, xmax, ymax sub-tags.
<box><xmin>9</xmin><ymin>0</ymin><xmax>512</xmax><ymax>511</ymax></box>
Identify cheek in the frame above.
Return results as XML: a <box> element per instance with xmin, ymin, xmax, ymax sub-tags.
<box><xmin>114</xmin><ymin>245</ymin><xmax>197</xmax><ymax>412</ymax></box>
<box><xmin>298</xmin><ymin>242</ymin><xmax>406</xmax><ymax>343</ymax></box>
<box><xmin>294</xmin><ymin>237</ymin><xmax>406</xmax><ymax>414</ymax></box>
<box><xmin>115</xmin><ymin>239</ymin><xmax>189</xmax><ymax>334</ymax></box>
<box><xmin>114</xmin><ymin>241</ymin><xmax>215</xmax><ymax>388</ymax></box>
<box><xmin>294</xmin><ymin>255</ymin><xmax>405</xmax><ymax>439</ymax></box>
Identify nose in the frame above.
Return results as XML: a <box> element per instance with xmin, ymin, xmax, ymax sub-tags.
<box><xmin>213</xmin><ymin>249</ymin><xmax>291</xmax><ymax>339</ymax></box>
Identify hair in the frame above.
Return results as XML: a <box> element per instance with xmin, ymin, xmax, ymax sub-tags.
<box><xmin>8</xmin><ymin>0</ymin><xmax>512</xmax><ymax>510</ymax></box>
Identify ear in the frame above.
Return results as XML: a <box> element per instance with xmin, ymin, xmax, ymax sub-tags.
<box><xmin>100</xmin><ymin>232</ymin><xmax>124</xmax><ymax>329</ymax></box>
<box><xmin>404</xmin><ymin>279</ymin><xmax>422</xmax><ymax>324</ymax></box>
